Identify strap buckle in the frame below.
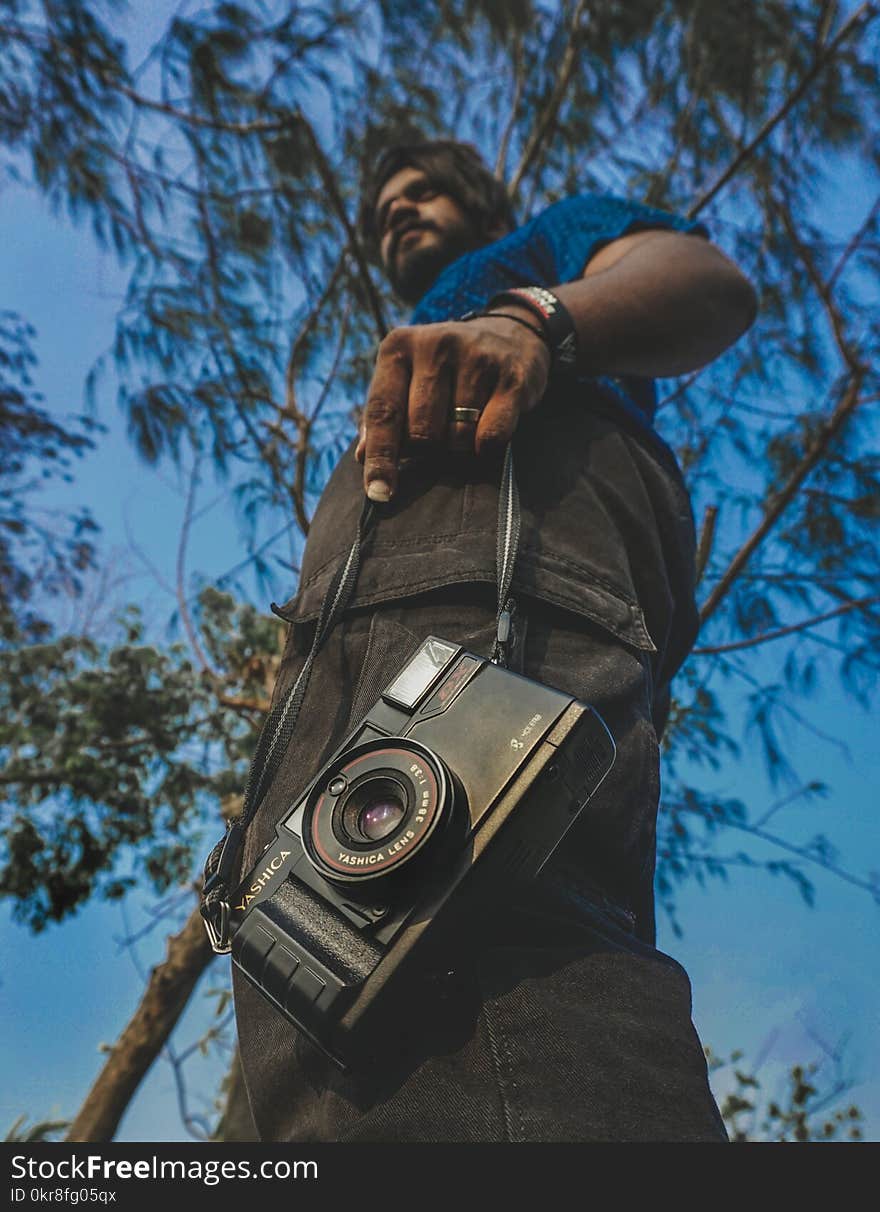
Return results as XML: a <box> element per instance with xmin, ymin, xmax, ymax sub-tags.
<box><xmin>200</xmin><ymin>821</ymin><xmax>243</xmax><ymax>954</ymax></box>
<box><xmin>201</xmin><ymin>898</ymin><xmax>231</xmax><ymax>954</ymax></box>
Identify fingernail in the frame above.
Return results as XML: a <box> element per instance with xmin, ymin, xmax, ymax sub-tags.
<box><xmin>367</xmin><ymin>480</ymin><xmax>392</xmax><ymax>502</ymax></box>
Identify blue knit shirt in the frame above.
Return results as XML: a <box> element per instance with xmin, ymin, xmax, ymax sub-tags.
<box><xmin>410</xmin><ymin>192</ymin><xmax>707</xmax><ymax>454</ymax></box>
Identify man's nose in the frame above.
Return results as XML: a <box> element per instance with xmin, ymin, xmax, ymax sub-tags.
<box><xmin>387</xmin><ymin>194</ymin><xmax>419</xmax><ymax>230</ymax></box>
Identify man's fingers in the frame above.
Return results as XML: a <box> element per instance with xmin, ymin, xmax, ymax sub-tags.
<box><xmin>363</xmin><ymin>337</ymin><xmax>412</xmax><ymax>501</ymax></box>
<box><xmin>360</xmin><ymin>322</ymin><xmax>544</xmax><ymax>484</ymax></box>
<box><xmin>474</xmin><ymin>372</ymin><xmax>529</xmax><ymax>457</ymax></box>
<box><xmin>407</xmin><ymin>338</ymin><xmax>454</xmax><ymax>451</ymax></box>
<box><xmin>449</xmin><ymin>351</ymin><xmax>497</xmax><ymax>454</ymax></box>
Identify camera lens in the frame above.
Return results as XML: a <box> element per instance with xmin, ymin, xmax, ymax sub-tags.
<box><xmin>358</xmin><ymin>794</ymin><xmax>406</xmax><ymax>842</ymax></box>
<box><xmin>338</xmin><ymin>775</ymin><xmax>408</xmax><ymax>847</ymax></box>
<box><xmin>302</xmin><ymin>738</ymin><xmax>452</xmax><ymax>883</ymax></box>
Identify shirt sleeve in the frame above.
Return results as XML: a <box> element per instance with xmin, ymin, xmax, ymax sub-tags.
<box><xmin>411</xmin><ymin>192</ymin><xmax>708</xmax><ymax>343</ymax></box>
<box><xmin>526</xmin><ymin>193</ymin><xmax>709</xmax><ymax>285</ymax></box>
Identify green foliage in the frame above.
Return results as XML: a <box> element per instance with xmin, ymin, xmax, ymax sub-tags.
<box><xmin>0</xmin><ymin>0</ymin><xmax>129</xmax><ymax>248</ymax></box>
<box><xmin>4</xmin><ymin>1114</ymin><xmax>69</xmax><ymax>1142</ymax></box>
<box><xmin>0</xmin><ymin>592</ymin><xmax>284</xmax><ymax>929</ymax></box>
<box><xmin>709</xmin><ymin>1048</ymin><xmax>864</xmax><ymax>1142</ymax></box>
<box><xmin>0</xmin><ymin>311</ymin><xmax>99</xmax><ymax>641</ymax></box>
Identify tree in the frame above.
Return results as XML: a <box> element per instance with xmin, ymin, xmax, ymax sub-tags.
<box><xmin>709</xmin><ymin>1042</ymin><xmax>864</xmax><ymax>1142</ymax></box>
<box><xmin>0</xmin><ymin>311</ymin><xmax>99</xmax><ymax>641</ymax></box>
<box><xmin>0</xmin><ymin>0</ymin><xmax>877</xmax><ymax>1140</ymax></box>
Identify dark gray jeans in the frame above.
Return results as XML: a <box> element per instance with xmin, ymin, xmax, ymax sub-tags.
<box><xmin>233</xmin><ymin>585</ymin><xmax>728</xmax><ymax>1142</ymax></box>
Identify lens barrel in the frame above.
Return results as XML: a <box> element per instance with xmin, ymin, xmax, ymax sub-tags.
<box><xmin>301</xmin><ymin>738</ymin><xmax>451</xmax><ymax>883</ymax></box>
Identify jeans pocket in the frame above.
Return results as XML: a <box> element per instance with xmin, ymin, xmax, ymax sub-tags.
<box><xmin>344</xmin><ymin>611</ymin><xmax>422</xmax><ymax>731</ymax></box>
<box><xmin>343</xmin><ymin>590</ymin><xmax>508</xmax><ymax>732</ymax></box>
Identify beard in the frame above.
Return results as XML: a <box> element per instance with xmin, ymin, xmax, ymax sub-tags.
<box><xmin>386</xmin><ymin>220</ymin><xmax>484</xmax><ymax>304</ymax></box>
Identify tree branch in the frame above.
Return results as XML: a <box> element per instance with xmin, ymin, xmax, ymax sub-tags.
<box><xmin>117</xmin><ymin>83</ymin><xmax>286</xmax><ymax>135</ymax></box>
<box><xmin>176</xmin><ymin>455</ymin><xmax>218</xmax><ymax>677</ymax></box>
<box><xmin>700</xmin><ymin>372</ymin><xmax>866</xmax><ymax>625</ymax></box>
<box><xmin>772</xmin><ymin>195</ymin><xmax>863</xmax><ymax>371</ymax></box>
<box><xmin>277</xmin><ymin>254</ymin><xmax>349</xmax><ymax>536</ymax></box>
<box><xmin>65</xmin><ymin>900</ymin><xmax>213</xmax><ymax>1142</ymax></box>
<box><xmin>827</xmin><ymin>192</ymin><xmax>880</xmax><ymax>291</ymax></box>
<box><xmin>688</xmin><ymin>1</ymin><xmax>878</xmax><ymax>218</ymax></box>
<box><xmin>294</xmin><ymin>118</ymin><xmax>388</xmax><ymax>341</ymax></box>
<box><xmin>283</xmin><ymin>254</ymin><xmax>347</xmax><ymax>415</ymax></box>
<box><xmin>695</xmin><ymin>505</ymin><xmax>718</xmax><ymax>585</ymax></box>
<box><xmin>495</xmin><ymin>33</ymin><xmax>526</xmax><ymax>182</ymax></box>
<box><xmin>673</xmin><ymin>806</ymin><xmax>879</xmax><ymax>899</ymax></box>
<box><xmin>699</xmin><ymin>162</ymin><xmax>872</xmax><ymax>627</ymax></box>
<box><xmin>693</xmin><ymin>593</ymin><xmax>880</xmax><ymax>654</ymax></box>
<box><xmin>508</xmin><ymin>0</ymin><xmax>590</xmax><ymax>201</ymax></box>
<box><xmin>216</xmin><ymin>692</ymin><xmax>270</xmax><ymax>715</ymax></box>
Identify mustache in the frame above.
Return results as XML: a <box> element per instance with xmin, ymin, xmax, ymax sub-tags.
<box><xmin>390</xmin><ymin>220</ymin><xmax>438</xmax><ymax>260</ymax></box>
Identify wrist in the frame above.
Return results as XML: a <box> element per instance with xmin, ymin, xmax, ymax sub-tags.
<box><xmin>458</xmin><ymin>308</ymin><xmax>551</xmax><ymax>372</ymax></box>
<box><xmin>486</xmin><ymin>286</ymin><xmax>579</xmax><ymax>376</ymax></box>
<box><xmin>483</xmin><ymin>301</ymin><xmax>545</xmax><ymax>334</ymax></box>
<box><xmin>482</xmin><ymin>308</ymin><xmax>551</xmax><ymax>362</ymax></box>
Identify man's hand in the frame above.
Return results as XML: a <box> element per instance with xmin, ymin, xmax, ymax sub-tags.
<box><xmin>356</xmin><ymin>315</ymin><xmax>551</xmax><ymax>502</ymax></box>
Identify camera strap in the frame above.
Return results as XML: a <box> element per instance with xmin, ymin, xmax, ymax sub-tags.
<box><xmin>200</xmin><ymin>444</ymin><xmax>521</xmax><ymax>953</ymax></box>
<box><xmin>492</xmin><ymin>442</ymin><xmax>521</xmax><ymax>668</ymax></box>
<box><xmin>201</xmin><ymin>495</ymin><xmax>376</xmax><ymax>951</ymax></box>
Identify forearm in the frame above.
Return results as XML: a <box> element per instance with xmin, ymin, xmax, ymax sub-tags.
<box><xmin>495</xmin><ymin>232</ymin><xmax>758</xmax><ymax>379</ymax></box>
<box><xmin>357</xmin><ymin>233</ymin><xmax>757</xmax><ymax>500</ymax></box>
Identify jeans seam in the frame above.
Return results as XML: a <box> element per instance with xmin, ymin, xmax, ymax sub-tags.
<box><xmin>479</xmin><ymin>993</ymin><xmax>518</xmax><ymax>1142</ymax></box>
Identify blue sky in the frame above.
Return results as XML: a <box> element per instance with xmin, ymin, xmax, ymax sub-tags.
<box><xmin>1</xmin><ymin>4</ymin><xmax>878</xmax><ymax>1143</ymax></box>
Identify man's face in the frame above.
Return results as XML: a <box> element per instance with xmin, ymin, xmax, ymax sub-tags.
<box><xmin>375</xmin><ymin>166</ymin><xmax>485</xmax><ymax>303</ymax></box>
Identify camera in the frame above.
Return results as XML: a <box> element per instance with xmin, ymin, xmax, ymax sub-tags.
<box><xmin>230</xmin><ymin>634</ymin><xmax>616</xmax><ymax>1069</ymax></box>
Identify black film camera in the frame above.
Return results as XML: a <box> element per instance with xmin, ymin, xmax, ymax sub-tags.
<box><xmin>230</xmin><ymin>635</ymin><xmax>615</xmax><ymax>1069</ymax></box>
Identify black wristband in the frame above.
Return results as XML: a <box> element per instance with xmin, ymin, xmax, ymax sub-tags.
<box><xmin>486</xmin><ymin>286</ymin><xmax>578</xmax><ymax>374</ymax></box>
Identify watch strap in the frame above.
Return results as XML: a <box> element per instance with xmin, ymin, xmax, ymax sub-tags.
<box><xmin>486</xmin><ymin>286</ymin><xmax>578</xmax><ymax>373</ymax></box>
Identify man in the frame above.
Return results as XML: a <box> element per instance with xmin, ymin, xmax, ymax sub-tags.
<box><xmin>231</xmin><ymin>139</ymin><xmax>757</xmax><ymax>1141</ymax></box>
